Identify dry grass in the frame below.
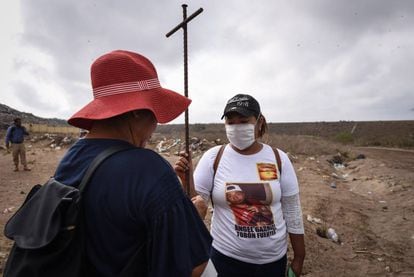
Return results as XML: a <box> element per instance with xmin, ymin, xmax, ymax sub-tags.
<box><xmin>259</xmin><ymin>134</ymin><xmax>352</xmax><ymax>157</ymax></box>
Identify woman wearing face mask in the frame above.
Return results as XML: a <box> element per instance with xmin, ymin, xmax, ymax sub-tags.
<box><xmin>175</xmin><ymin>94</ymin><xmax>305</xmax><ymax>277</ymax></box>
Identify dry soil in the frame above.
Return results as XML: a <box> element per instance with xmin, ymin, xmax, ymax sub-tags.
<box><xmin>0</xmin><ymin>141</ymin><xmax>413</xmax><ymax>276</ymax></box>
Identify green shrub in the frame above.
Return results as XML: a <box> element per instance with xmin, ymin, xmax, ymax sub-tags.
<box><xmin>335</xmin><ymin>132</ymin><xmax>354</xmax><ymax>144</ymax></box>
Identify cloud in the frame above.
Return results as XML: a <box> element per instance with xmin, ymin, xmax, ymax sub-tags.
<box><xmin>12</xmin><ymin>81</ymin><xmax>53</xmax><ymax>111</ymax></box>
<box><xmin>1</xmin><ymin>0</ymin><xmax>413</xmax><ymax>122</ymax></box>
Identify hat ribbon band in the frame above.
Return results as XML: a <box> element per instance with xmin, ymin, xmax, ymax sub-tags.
<box><xmin>93</xmin><ymin>78</ymin><xmax>161</xmax><ymax>98</ymax></box>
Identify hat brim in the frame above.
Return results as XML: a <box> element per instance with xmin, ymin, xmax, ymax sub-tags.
<box><xmin>68</xmin><ymin>87</ymin><xmax>191</xmax><ymax>130</ymax></box>
<box><xmin>221</xmin><ymin>107</ymin><xmax>256</xmax><ymax>120</ymax></box>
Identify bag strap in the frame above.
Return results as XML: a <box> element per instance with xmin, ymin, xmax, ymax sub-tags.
<box><xmin>272</xmin><ymin>148</ymin><xmax>282</xmax><ymax>175</ymax></box>
<box><xmin>213</xmin><ymin>144</ymin><xmax>226</xmax><ymax>178</ymax></box>
<box><xmin>77</xmin><ymin>144</ymin><xmax>133</xmax><ymax>275</ymax></box>
<box><xmin>210</xmin><ymin>144</ymin><xmax>226</xmax><ymax>207</ymax></box>
<box><xmin>78</xmin><ymin>144</ymin><xmax>133</xmax><ymax>193</ymax></box>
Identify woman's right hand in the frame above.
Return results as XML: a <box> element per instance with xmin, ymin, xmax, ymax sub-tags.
<box><xmin>173</xmin><ymin>151</ymin><xmax>192</xmax><ymax>185</ymax></box>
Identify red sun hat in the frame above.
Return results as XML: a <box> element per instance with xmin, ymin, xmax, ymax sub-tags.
<box><xmin>68</xmin><ymin>50</ymin><xmax>191</xmax><ymax>130</ymax></box>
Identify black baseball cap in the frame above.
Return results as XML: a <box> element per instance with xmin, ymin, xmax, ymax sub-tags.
<box><xmin>221</xmin><ymin>94</ymin><xmax>261</xmax><ymax>119</ymax></box>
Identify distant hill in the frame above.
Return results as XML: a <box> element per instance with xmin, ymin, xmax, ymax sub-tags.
<box><xmin>0</xmin><ymin>103</ymin><xmax>68</xmax><ymax>130</ymax></box>
<box><xmin>1</xmin><ymin>103</ymin><xmax>413</xmax><ymax>148</ymax></box>
<box><xmin>157</xmin><ymin>121</ymin><xmax>414</xmax><ymax>148</ymax></box>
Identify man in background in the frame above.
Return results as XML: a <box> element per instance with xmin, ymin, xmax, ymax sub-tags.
<box><xmin>5</xmin><ymin>118</ymin><xmax>30</xmax><ymax>172</ymax></box>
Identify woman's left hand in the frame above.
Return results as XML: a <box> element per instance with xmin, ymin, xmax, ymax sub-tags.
<box><xmin>191</xmin><ymin>195</ymin><xmax>208</xmax><ymax>218</ymax></box>
<box><xmin>290</xmin><ymin>256</ymin><xmax>304</xmax><ymax>276</ymax></box>
<box><xmin>288</xmin><ymin>233</ymin><xmax>305</xmax><ymax>276</ymax></box>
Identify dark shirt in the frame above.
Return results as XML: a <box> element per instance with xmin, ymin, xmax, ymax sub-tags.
<box><xmin>5</xmin><ymin>124</ymin><xmax>29</xmax><ymax>144</ymax></box>
<box><xmin>54</xmin><ymin>138</ymin><xmax>211</xmax><ymax>277</ymax></box>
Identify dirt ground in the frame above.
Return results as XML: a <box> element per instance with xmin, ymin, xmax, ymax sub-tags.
<box><xmin>0</xmin><ymin>140</ymin><xmax>413</xmax><ymax>276</ymax></box>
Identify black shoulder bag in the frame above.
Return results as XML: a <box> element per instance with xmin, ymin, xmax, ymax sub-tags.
<box><xmin>3</xmin><ymin>144</ymin><xmax>132</xmax><ymax>277</ymax></box>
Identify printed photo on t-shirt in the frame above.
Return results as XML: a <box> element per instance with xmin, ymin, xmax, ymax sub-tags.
<box><xmin>257</xmin><ymin>163</ymin><xmax>278</xmax><ymax>181</ymax></box>
<box><xmin>225</xmin><ymin>183</ymin><xmax>277</xmax><ymax>239</ymax></box>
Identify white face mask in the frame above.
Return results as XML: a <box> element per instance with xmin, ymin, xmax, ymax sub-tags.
<box><xmin>225</xmin><ymin>123</ymin><xmax>256</xmax><ymax>150</ymax></box>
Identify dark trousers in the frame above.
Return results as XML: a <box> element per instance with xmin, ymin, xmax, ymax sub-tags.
<box><xmin>211</xmin><ymin>247</ymin><xmax>287</xmax><ymax>277</ymax></box>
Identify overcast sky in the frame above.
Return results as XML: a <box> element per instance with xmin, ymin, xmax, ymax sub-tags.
<box><xmin>1</xmin><ymin>0</ymin><xmax>413</xmax><ymax>123</ymax></box>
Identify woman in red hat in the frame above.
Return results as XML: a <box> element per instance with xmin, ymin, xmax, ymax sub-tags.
<box><xmin>175</xmin><ymin>94</ymin><xmax>305</xmax><ymax>277</ymax></box>
<box><xmin>54</xmin><ymin>50</ymin><xmax>212</xmax><ymax>277</ymax></box>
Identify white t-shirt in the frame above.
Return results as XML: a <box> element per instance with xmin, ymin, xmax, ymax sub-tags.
<box><xmin>194</xmin><ymin>144</ymin><xmax>299</xmax><ymax>264</ymax></box>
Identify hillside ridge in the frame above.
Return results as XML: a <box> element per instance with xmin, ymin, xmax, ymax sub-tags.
<box><xmin>0</xmin><ymin>103</ymin><xmax>68</xmax><ymax>129</ymax></box>
<box><xmin>1</xmin><ymin>103</ymin><xmax>413</xmax><ymax>148</ymax></box>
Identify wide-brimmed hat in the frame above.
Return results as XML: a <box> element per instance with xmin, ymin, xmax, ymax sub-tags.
<box><xmin>221</xmin><ymin>94</ymin><xmax>260</xmax><ymax>119</ymax></box>
<box><xmin>68</xmin><ymin>50</ymin><xmax>191</xmax><ymax>130</ymax></box>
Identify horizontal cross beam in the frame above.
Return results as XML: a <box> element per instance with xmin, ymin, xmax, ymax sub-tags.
<box><xmin>166</xmin><ymin>7</ymin><xmax>203</xmax><ymax>37</ymax></box>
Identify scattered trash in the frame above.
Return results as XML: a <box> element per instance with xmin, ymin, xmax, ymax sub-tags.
<box><xmin>156</xmin><ymin>138</ymin><xmax>182</xmax><ymax>153</ymax></box>
<box><xmin>326</xmin><ymin>228</ymin><xmax>339</xmax><ymax>243</ymax></box>
<box><xmin>331</xmin><ymin>172</ymin><xmax>346</xmax><ymax>180</ymax></box>
<box><xmin>0</xmin><ymin>252</ymin><xmax>6</xmax><ymax>259</ymax></box>
<box><xmin>3</xmin><ymin>206</ymin><xmax>15</xmax><ymax>214</ymax></box>
<box><xmin>356</xmin><ymin>154</ymin><xmax>366</xmax><ymax>159</ymax></box>
<box><xmin>355</xmin><ymin>250</ymin><xmax>382</xmax><ymax>255</ymax></box>
<box><xmin>330</xmin><ymin>182</ymin><xmax>337</xmax><ymax>189</ymax></box>
<box><xmin>333</xmin><ymin>163</ymin><xmax>345</xmax><ymax>169</ymax></box>
<box><xmin>190</xmin><ymin>137</ymin><xmax>200</xmax><ymax>144</ymax></box>
<box><xmin>385</xmin><ymin>266</ymin><xmax>391</xmax><ymax>272</ymax></box>
<box><xmin>155</xmin><ymin>137</ymin><xmax>218</xmax><ymax>154</ymax></box>
<box><xmin>328</xmin><ymin>154</ymin><xmax>344</xmax><ymax>165</ymax></box>
<box><xmin>62</xmin><ymin>136</ymin><xmax>74</xmax><ymax>145</ymax></box>
<box><xmin>331</xmin><ymin>172</ymin><xmax>340</xmax><ymax>179</ymax></box>
<box><xmin>377</xmin><ymin>257</ymin><xmax>384</xmax><ymax>262</ymax></box>
<box><xmin>379</xmin><ymin>200</ymin><xmax>388</xmax><ymax>211</ymax></box>
<box><xmin>307</xmin><ymin>214</ymin><xmax>322</xmax><ymax>224</ymax></box>
<box><xmin>156</xmin><ymin>139</ymin><xmax>167</xmax><ymax>152</ymax></box>
<box><xmin>287</xmin><ymin>152</ymin><xmax>298</xmax><ymax>160</ymax></box>
<box><xmin>316</xmin><ymin>226</ymin><xmax>341</xmax><ymax>244</ymax></box>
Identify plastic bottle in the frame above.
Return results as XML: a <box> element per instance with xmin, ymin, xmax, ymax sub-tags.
<box><xmin>326</xmin><ymin>228</ymin><xmax>339</xmax><ymax>243</ymax></box>
<box><xmin>287</xmin><ymin>266</ymin><xmax>296</xmax><ymax>277</ymax></box>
